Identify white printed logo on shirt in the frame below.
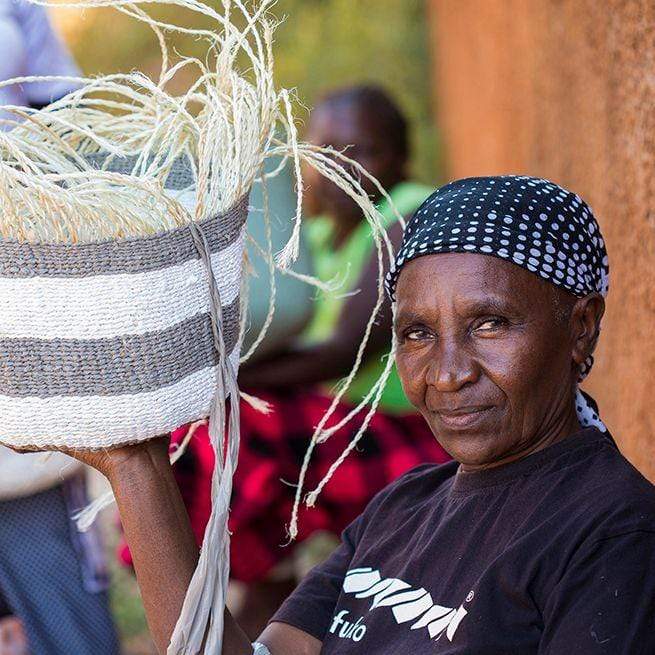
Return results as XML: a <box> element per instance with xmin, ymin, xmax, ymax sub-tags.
<box><xmin>341</xmin><ymin>567</ymin><xmax>470</xmax><ymax>643</ymax></box>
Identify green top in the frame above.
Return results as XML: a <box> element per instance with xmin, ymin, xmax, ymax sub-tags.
<box><xmin>304</xmin><ymin>181</ymin><xmax>434</xmax><ymax>413</ymax></box>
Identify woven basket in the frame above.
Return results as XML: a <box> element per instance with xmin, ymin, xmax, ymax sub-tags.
<box><xmin>0</xmin><ymin>155</ymin><xmax>249</xmax><ymax>451</ymax></box>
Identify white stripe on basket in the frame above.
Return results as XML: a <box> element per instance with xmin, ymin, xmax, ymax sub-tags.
<box><xmin>0</xmin><ymin>231</ymin><xmax>244</xmax><ymax>341</ymax></box>
<box><xmin>0</xmin><ymin>350</ymin><xmax>240</xmax><ymax>449</ymax></box>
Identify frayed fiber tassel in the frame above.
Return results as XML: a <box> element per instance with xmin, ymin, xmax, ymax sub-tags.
<box><xmin>1</xmin><ymin>1</ymin><xmax>400</xmax><ymax>652</ymax></box>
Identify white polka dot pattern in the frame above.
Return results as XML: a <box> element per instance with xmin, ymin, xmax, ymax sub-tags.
<box><xmin>385</xmin><ymin>175</ymin><xmax>610</xmax><ymax>432</ymax></box>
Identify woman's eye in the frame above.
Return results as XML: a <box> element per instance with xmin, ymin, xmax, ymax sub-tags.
<box><xmin>404</xmin><ymin>328</ymin><xmax>431</xmax><ymax>341</ymax></box>
<box><xmin>474</xmin><ymin>317</ymin><xmax>506</xmax><ymax>332</ymax></box>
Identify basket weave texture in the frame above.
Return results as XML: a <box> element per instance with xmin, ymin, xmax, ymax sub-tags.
<box><xmin>0</xmin><ymin>155</ymin><xmax>249</xmax><ymax>450</ymax></box>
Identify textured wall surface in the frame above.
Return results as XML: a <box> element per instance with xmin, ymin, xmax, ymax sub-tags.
<box><xmin>430</xmin><ymin>1</ymin><xmax>655</xmax><ymax>479</ymax></box>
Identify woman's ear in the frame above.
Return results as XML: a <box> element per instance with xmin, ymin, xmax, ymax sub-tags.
<box><xmin>570</xmin><ymin>292</ymin><xmax>606</xmax><ymax>369</ymax></box>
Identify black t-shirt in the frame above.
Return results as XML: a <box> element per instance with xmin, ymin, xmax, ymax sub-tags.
<box><xmin>273</xmin><ymin>428</ymin><xmax>655</xmax><ymax>653</ymax></box>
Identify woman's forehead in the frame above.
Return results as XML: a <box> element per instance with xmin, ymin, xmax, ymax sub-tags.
<box><xmin>394</xmin><ymin>252</ymin><xmax>551</xmax><ymax>310</ymax></box>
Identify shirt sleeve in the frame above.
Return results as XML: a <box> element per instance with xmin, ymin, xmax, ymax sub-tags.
<box><xmin>539</xmin><ymin>529</ymin><xmax>655</xmax><ymax>654</ymax></box>
<box><xmin>269</xmin><ymin>464</ymin><xmax>426</xmax><ymax>642</ymax></box>
<box><xmin>14</xmin><ymin>2</ymin><xmax>80</xmax><ymax>105</ymax></box>
<box><xmin>270</xmin><ymin>513</ymin><xmax>361</xmax><ymax>642</ymax></box>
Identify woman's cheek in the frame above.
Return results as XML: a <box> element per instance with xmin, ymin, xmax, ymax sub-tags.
<box><xmin>396</xmin><ymin>348</ymin><xmax>428</xmax><ymax>408</ymax></box>
<box><xmin>480</xmin><ymin>333</ymin><xmax>545</xmax><ymax>398</ymax></box>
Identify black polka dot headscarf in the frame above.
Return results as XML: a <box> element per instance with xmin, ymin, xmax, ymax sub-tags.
<box><xmin>385</xmin><ymin>175</ymin><xmax>610</xmax><ymax>432</ymax></box>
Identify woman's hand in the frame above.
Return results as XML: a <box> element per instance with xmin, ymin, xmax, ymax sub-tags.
<box><xmin>7</xmin><ymin>436</ymin><xmax>170</xmax><ymax>482</ymax></box>
<box><xmin>75</xmin><ymin>437</ymin><xmax>171</xmax><ymax>481</ymax></box>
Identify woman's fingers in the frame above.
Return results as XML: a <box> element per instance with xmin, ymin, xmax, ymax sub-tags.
<box><xmin>3</xmin><ymin>435</ymin><xmax>171</xmax><ymax>479</ymax></box>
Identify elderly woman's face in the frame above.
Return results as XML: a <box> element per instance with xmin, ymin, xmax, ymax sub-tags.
<box><xmin>394</xmin><ymin>253</ymin><xmax>582</xmax><ymax>468</ymax></box>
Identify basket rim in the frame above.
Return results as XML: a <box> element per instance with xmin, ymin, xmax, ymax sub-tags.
<box><xmin>0</xmin><ymin>193</ymin><xmax>250</xmax><ymax>252</ymax></box>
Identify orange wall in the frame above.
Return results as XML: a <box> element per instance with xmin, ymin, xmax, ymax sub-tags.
<box><xmin>430</xmin><ymin>0</ymin><xmax>655</xmax><ymax>479</ymax></box>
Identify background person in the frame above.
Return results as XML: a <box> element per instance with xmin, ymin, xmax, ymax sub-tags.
<box><xmin>0</xmin><ymin>2</ymin><xmax>119</xmax><ymax>653</ymax></box>
<box><xmin>240</xmin><ymin>155</ymin><xmax>315</xmax><ymax>361</ymax></box>
<box><xmin>0</xmin><ymin>0</ymin><xmax>79</xmax><ymax>124</ymax></box>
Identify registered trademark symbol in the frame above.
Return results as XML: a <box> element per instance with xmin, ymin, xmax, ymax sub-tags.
<box><xmin>466</xmin><ymin>590</ymin><xmax>475</xmax><ymax>602</ymax></box>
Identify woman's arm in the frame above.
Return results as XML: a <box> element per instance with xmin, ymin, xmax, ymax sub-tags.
<box><xmin>92</xmin><ymin>439</ymin><xmax>320</xmax><ymax>655</ymax></box>
<box><xmin>101</xmin><ymin>439</ymin><xmax>211</xmax><ymax>653</ymax></box>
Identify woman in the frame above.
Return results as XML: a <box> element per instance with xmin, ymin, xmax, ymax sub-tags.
<box><xmin>45</xmin><ymin>176</ymin><xmax>655</xmax><ymax>653</ymax></box>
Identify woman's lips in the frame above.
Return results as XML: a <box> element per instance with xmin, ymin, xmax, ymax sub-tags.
<box><xmin>433</xmin><ymin>406</ymin><xmax>495</xmax><ymax>429</ymax></box>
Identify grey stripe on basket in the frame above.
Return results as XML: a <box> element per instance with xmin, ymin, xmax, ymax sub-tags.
<box><xmin>0</xmin><ymin>296</ymin><xmax>240</xmax><ymax>399</ymax></box>
<box><xmin>0</xmin><ymin>195</ymin><xmax>248</xmax><ymax>279</ymax></box>
<box><xmin>84</xmin><ymin>153</ymin><xmax>195</xmax><ymax>190</ymax></box>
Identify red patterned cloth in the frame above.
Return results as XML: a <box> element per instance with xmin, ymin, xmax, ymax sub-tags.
<box><xmin>118</xmin><ymin>389</ymin><xmax>450</xmax><ymax>583</ymax></box>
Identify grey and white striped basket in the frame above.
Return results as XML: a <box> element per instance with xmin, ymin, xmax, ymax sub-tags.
<box><xmin>0</xmin><ymin>155</ymin><xmax>249</xmax><ymax>450</ymax></box>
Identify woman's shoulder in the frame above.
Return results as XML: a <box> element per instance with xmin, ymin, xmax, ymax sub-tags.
<box><xmin>593</xmin><ymin>446</ymin><xmax>655</xmax><ymax>523</ymax></box>
<box><xmin>549</xmin><ymin>432</ymin><xmax>655</xmax><ymax>540</ymax></box>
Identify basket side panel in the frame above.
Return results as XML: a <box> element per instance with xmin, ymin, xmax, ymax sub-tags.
<box><xmin>0</xmin><ymin>349</ymin><xmax>240</xmax><ymax>450</ymax></box>
<box><xmin>0</xmin><ymin>232</ymin><xmax>244</xmax><ymax>340</ymax></box>
<box><xmin>0</xmin><ymin>193</ymin><xmax>249</xmax><ymax>449</ymax></box>
<box><xmin>0</xmin><ymin>296</ymin><xmax>240</xmax><ymax>398</ymax></box>
<box><xmin>0</xmin><ymin>196</ymin><xmax>248</xmax><ymax>278</ymax></box>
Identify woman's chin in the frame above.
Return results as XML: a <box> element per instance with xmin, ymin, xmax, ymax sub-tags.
<box><xmin>428</xmin><ymin>413</ymin><xmax>506</xmax><ymax>465</ymax></box>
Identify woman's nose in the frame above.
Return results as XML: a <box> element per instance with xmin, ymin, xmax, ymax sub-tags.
<box><xmin>425</xmin><ymin>339</ymin><xmax>479</xmax><ymax>392</ymax></box>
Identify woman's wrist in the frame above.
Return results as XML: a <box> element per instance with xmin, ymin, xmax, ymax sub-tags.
<box><xmin>102</xmin><ymin>436</ymin><xmax>199</xmax><ymax>654</ymax></box>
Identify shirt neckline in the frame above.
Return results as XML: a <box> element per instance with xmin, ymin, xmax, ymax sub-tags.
<box><xmin>451</xmin><ymin>427</ymin><xmax>612</xmax><ymax>493</ymax></box>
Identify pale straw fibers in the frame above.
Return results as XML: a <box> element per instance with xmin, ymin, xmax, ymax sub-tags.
<box><xmin>0</xmin><ymin>1</ymin><xmax>399</xmax><ymax>652</ymax></box>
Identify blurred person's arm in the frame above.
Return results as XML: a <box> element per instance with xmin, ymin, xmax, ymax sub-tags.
<box><xmin>83</xmin><ymin>439</ymin><xmax>321</xmax><ymax>655</ymax></box>
<box><xmin>14</xmin><ymin>2</ymin><xmax>80</xmax><ymax>108</ymax></box>
<box><xmin>238</xmin><ymin>221</ymin><xmax>404</xmax><ymax>390</ymax></box>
